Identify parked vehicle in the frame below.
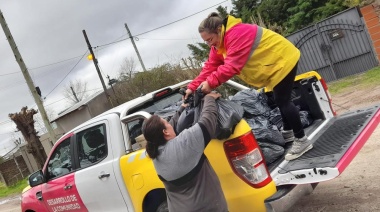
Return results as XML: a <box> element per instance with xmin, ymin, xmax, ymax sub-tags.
<box><xmin>21</xmin><ymin>71</ymin><xmax>380</xmax><ymax>212</ymax></box>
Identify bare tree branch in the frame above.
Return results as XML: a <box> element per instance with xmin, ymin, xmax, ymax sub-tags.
<box><xmin>119</xmin><ymin>57</ymin><xmax>137</xmax><ymax>81</ymax></box>
<box><xmin>63</xmin><ymin>80</ymin><xmax>89</xmax><ymax>105</ymax></box>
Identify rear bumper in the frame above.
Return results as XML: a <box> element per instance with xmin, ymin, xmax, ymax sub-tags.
<box><xmin>264</xmin><ymin>184</ymin><xmax>315</xmax><ymax>212</ymax></box>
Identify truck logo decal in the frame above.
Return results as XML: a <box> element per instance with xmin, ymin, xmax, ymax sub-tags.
<box><xmin>46</xmin><ymin>195</ymin><xmax>82</xmax><ymax>211</ymax></box>
<box><xmin>128</xmin><ymin>154</ymin><xmax>137</xmax><ymax>163</ymax></box>
<box><xmin>139</xmin><ymin>152</ymin><xmax>147</xmax><ymax>160</ymax></box>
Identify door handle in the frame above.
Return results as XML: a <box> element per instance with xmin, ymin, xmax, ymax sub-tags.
<box><xmin>98</xmin><ymin>172</ymin><xmax>110</xmax><ymax>179</ymax></box>
<box><xmin>36</xmin><ymin>191</ymin><xmax>43</xmax><ymax>201</ymax></box>
<box><xmin>63</xmin><ymin>184</ymin><xmax>72</xmax><ymax>190</ymax></box>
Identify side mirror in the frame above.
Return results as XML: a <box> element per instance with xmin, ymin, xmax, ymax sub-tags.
<box><xmin>28</xmin><ymin>170</ymin><xmax>45</xmax><ymax>187</ymax></box>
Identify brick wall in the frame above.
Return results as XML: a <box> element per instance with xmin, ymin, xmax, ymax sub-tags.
<box><xmin>0</xmin><ymin>154</ymin><xmax>30</xmax><ymax>186</ymax></box>
<box><xmin>361</xmin><ymin>3</ymin><xmax>380</xmax><ymax>62</ymax></box>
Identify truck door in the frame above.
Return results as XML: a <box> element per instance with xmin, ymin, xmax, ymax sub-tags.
<box><xmin>41</xmin><ymin>135</ymin><xmax>87</xmax><ymax>211</ymax></box>
<box><xmin>272</xmin><ymin>105</ymin><xmax>380</xmax><ymax>185</ymax></box>
<box><xmin>72</xmin><ymin>120</ymin><xmax>129</xmax><ymax>211</ymax></box>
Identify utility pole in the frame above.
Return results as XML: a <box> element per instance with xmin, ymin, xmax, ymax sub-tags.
<box><xmin>124</xmin><ymin>23</ymin><xmax>147</xmax><ymax>72</ymax></box>
<box><xmin>82</xmin><ymin>29</ymin><xmax>113</xmax><ymax>107</ymax></box>
<box><xmin>70</xmin><ymin>86</ymin><xmax>80</xmax><ymax>103</ymax></box>
<box><xmin>0</xmin><ymin>10</ymin><xmax>58</xmax><ymax>142</ymax></box>
<box><xmin>107</xmin><ymin>75</ymin><xmax>120</xmax><ymax>105</ymax></box>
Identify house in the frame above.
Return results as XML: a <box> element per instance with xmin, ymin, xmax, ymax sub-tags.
<box><xmin>50</xmin><ymin>90</ymin><xmax>112</xmax><ymax>133</ymax></box>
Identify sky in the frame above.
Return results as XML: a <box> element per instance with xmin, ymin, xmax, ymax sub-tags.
<box><xmin>0</xmin><ymin>0</ymin><xmax>233</xmax><ymax>156</ymax></box>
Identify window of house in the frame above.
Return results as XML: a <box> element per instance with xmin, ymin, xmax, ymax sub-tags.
<box><xmin>76</xmin><ymin>125</ymin><xmax>107</xmax><ymax>169</ymax></box>
<box><xmin>46</xmin><ymin>138</ymin><xmax>72</xmax><ymax>180</ymax></box>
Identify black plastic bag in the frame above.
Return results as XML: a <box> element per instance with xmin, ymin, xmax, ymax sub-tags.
<box><xmin>215</xmin><ymin>99</ymin><xmax>244</xmax><ymax>139</ymax></box>
<box><xmin>257</xmin><ymin>142</ymin><xmax>284</xmax><ymax>164</ymax></box>
<box><xmin>268</xmin><ymin>107</ymin><xmax>314</xmax><ymax>130</ymax></box>
<box><xmin>246</xmin><ymin>116</ymin><xmax>285</xmax><ymax>146</ymax></box>
<box><xmin>176</xmin><ymin>97</ymin><xmax>244</xmax><ymax>139</ymax></box>
<box><xmin>231</xmin><ymin>89</ymin><xmax>271</xmax><ymax>117</ymax></box>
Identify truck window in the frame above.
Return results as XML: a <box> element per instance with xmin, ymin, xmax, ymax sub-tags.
<box><xmin>129</xmin><ymin>92</ymin><xmax>183</xmax><ymax>115</ymax></box>
<box><xmin>46</xmin><ymin>138</ymin><xmax>72</xmax><ymax>180</ymax></box>
<box><xmin>127</xmin><ymin>118</ymin><xmax>144</xmax><ymax>146</ymax></box>
<box><xmin>76</xmin><ymin>125</ymin><xmax>107</xmax><ymax>168</ymax></box>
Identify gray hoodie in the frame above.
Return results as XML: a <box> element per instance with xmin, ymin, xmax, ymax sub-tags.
<box><xmin>153</xmin><ymin>96</ymin><xmax>228</xmax><ymax>212</ymax></box>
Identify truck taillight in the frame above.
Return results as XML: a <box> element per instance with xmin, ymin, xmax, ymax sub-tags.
<box><xmin>320</xmin><ymin>78</ymin><xmax>337</xmax><ymax>116</ymax></box>
<box><xmin>224</xmin><ymin>132</ymin><xmax>272</xmax><ymax>188</ymax></box>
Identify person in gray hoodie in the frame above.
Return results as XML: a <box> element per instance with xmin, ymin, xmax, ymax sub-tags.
<box><xmin>142</xmin><ymin>92</ymin><xmax>228</xmax><ymax>212</ymax></box>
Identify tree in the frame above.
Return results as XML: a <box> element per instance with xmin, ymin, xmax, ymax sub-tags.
<box><xmin>119</xmin><ymin>57</ymin><xmax>137</xmax><ymax>81</ymax></box>
<box><xmin>216</xmin><ymin>5</ymin><xmax>230</xmax><ymax>18</ymax></box>
<box><xmin>187</xmin><ymin>43</ymin><xmax>210</xmax><ymax>63</ymax></box>
<box><xmin>286</xmin><ymin>0</ymin><xmax>348</xmax><ymax>34</ymax></box>
<box><xmin>257</xmin><ymin>0</ymin><xmax>298</xmax><ymax>31</ymax></box>
<box><xmin>231</xmin><ymin>0</ymin><xmax>350</xmax><ymax>35</ymax></box>
<box><xmin>231</xmin><ymin>0</ymin><xmax>260</xmax><ymax>22</ymax></box>
<box><xmin>9</xmin><ymin>107</ymin><xmax>47</xmax><ymax>169</ymax></box>
<box><xmin>63</xmin><ymin>80</ymin><xmax>88</xmax><ymax>105</ymax></box>
<box><xmin>34</xmin><ymin>107</ymin><xmax>55</xmax><ymax>135</ymax></box>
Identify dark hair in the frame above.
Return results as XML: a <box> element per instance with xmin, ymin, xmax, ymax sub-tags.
<box><xmin>142</xmin><ymin>115</ymin><xmax>167</xmax><ymax>159</ymax></box>
<box><xmin>198</xmin><ymin>12</ymin><xmax>223</xmax><ymax>33</ymax></box>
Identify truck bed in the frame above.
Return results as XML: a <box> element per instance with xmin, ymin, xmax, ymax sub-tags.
<box><xmin>267</xmin><ymin>119</ymin><xmax>324</xmax><ymax>172</ymax></box>
<box><xmin>278</xmin><ymin>105</ymin><xmax>379</xmax><ymax>173</ymax></box>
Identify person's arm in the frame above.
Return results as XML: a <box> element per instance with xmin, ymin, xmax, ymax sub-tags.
<box><xmin>169</xmin><ymin>104</ymin><xmax>186</xmax><ymax>131</ymax></box>
<box><xmin>172</xmin><ymin>93</ymin><xmax>220</xmax><ymax>154</ymax></box>
<box><xmin>197</xmin><ymin>93</ymin><xmax>220</xmax><ymax>146</ymax></box>
<box><xmin>187</xmin><ymin>48</ymin><xmax>224</xmax><ymax>91</ymax></box>
<box><xmin>205</xmin><ymin>25</ymin><xmax>257</xmax><ymax>89</ymax></box>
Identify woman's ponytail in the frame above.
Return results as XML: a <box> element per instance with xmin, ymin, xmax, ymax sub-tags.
<box><xmin>142</xmin><ymin>115</ymin><xmax>167</xmax><ymax>159</ymax></box>
<box><xmin>198</xmin><ymin>12</ymin><xmax>223</xmax><ymax>33</ymax></box>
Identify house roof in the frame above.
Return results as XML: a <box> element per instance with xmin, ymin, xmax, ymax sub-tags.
<box><xmin>50</xmin><ymin>90</ymin><xmax>104</xmax><ymax>123</ymax></box>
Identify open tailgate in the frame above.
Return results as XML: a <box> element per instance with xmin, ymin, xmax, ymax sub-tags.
<box><xmin>272</xmin><ymin>105</ymin><xmax>380</xmax><ymax>186</ymax></box>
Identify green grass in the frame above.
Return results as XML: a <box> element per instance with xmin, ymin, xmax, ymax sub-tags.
<box><xmin>328</xmin><ymin>66</ymin><xmax>380</xmax><ymax>94</ymax></box>
<box><xmin>0</xmin><ymin>178</ymin><xmax>28</xmax><ymax>198</ymax></box>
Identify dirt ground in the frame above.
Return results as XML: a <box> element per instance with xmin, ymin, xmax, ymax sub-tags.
<box><xmin>0</xmin><ymin>85</ymin><xmax>379</xmax><ymax>212</ymax></box>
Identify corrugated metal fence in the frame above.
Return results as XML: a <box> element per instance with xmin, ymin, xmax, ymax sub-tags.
<box><xmin>287</xmin><ymin>7</ymin><xmax>379</xmax><ymax>82</ymax></box>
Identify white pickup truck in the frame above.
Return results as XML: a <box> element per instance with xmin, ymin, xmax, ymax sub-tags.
<box><xmin>21</xmin><ymin>71</ymin><xmax>380</xmax><ymax>212</ymax></box>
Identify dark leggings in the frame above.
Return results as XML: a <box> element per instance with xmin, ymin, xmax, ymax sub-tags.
<box><xmin>273</xmin><ymin>63</ymin><xmax>305</xmax><ymax>138</ymax></box>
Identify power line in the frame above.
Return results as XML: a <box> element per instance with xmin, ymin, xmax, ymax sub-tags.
<box><xmin>44</xmin><ymin>50</ymin><xmax>88</xmax><ymax>98</ymax></box>
<box><xmin>0</xmin><ymin>120</ymin><xmax>12</xmax><ymax>125</ymax></box>
<box><xmin>94</xmin><ymin>1</ymin><xmax>227</xmax><ymax>49</ymax></box>
<box><xmin>29</xmin><ymin>54</ymin><xmax>85</xmax><ymax>70</ymax></box>
<box><xmin>0</xmin><ymin>54</ymin><xmax>86</xmax><ymax>78</ymax></box>
<box><xmin>0</xmin><ymin>71</ymin><xmax>20</xmax><ymax>77</ymax></box>
<box><xmin>139</xmin><ymin>37</ymin><xmax>200</xmax><ymax>41</ymax></box>
<box><xmin>0</xmin><ymin>56</ymin><xmax>85</xmax><ymax>91</ymax></box>
<box><xmin>134</xmin><ymin>1</ymin><xmax>227</xmax><ymax>37</ymax></box>
<box><xmin>44</xmin><ymin>87</ymin><xmax>103</xmax><ymax>107</ymax></box>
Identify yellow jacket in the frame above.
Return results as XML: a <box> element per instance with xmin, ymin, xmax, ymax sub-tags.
<box><xmin>188</xmin><ymin>16</ymin><xmax>301</xmax><ymax>91</ymax></box>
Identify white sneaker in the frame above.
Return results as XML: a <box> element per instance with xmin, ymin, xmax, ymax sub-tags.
<box><xmin>285</xmin><ymin>136</ymin><xmax>313</xmax><ymax>161</ymax></box>
<box><xmin>282</xmin><ymin>130</ymin><xmax>295</xmax><ymax>143</ymax></box>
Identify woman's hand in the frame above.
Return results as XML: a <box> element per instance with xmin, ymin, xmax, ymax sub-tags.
<box><xmin>183</xmin><ymin>89</ymin><xmax>193</xmax><ymax>101</ymax></box>
<box><xmin>199</xmin><ymin>81</ymin><xmax>212</xmax><ymax>94</ymax></box>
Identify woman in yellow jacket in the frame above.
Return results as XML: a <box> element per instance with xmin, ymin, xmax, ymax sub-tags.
<box><xmin>185</xmin><ymin>12</ymin><xmax>313</xmax><ymax>160</ymax></box>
